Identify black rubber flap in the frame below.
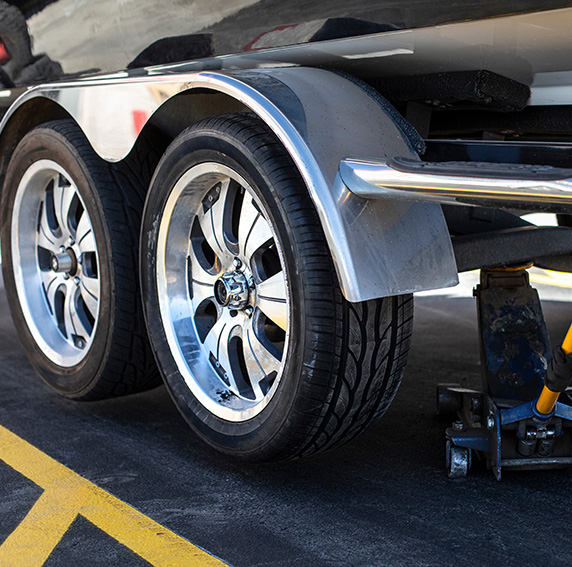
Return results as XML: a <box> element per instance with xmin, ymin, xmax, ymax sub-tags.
<box><xmin>371</xmin><ymin>70</ymin><xmax>530</xmax><ymax>112</ymax></box>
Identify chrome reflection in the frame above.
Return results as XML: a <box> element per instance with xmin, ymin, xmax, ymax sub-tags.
<box><xmin>0</xmin><ymin>1</ymin><xmax>61</xmax><ymax>90</ymax></box>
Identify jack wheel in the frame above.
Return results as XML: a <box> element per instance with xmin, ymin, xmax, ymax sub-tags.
<box><xmin>446</xmin><ymin>440</ymin><xmax>470</xmax><ymax>478</ymax></box>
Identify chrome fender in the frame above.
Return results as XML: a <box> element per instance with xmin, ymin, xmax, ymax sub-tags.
<box><xmin>0</xmin><ymin>67</ymin><xmax>458</xmax><ymax>300</ymax></box>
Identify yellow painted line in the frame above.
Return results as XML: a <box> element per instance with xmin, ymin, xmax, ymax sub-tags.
<box><xmin>0</xmin><ymin>486</ymin><xmax>83</xmax><ymax>566</ymax></box>
<box><xmin>0</xmin><ymin>425</ymin><xmax>228</xmax><ymax>567</ymax></box>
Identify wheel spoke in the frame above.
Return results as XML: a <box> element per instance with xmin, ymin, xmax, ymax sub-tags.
<box><xmin>244</xmin><ymin>323</ymin><xmax>281</xmax><ymax>398</ymax></box>
<box><xmin>256</xmin><ymin>271</ymin><xmax>288</xmax><ymax>331</ymax></box>
<box><xmin>191</xmin><ymin>280</ymin><xmax>216</xmax><ymax>308</ymax></box>
<box><xmin>238</xmin><ymin>195</ymin><xmax>274</xmax><ymax>261</ymax></box>
<box><xmin>198</xmin><ymin>179</ymin><xmax>233</xmax><ymax>264</ymax></box>
<box><xmin>209</xmin><ymin>179</ymin><xmax>231</xmax><ymax>235</ymax></box>
<box><xmin>202</xmin><ymin>312</ymin><xmax>238</xmax><ymax>383</ymax></box>
<box><xmin>243</xmin><ymin>212</ymin><xmax>273</xmax><ymax>263</ymax></box>
<box><xmin>40</xmin><ymin>270</ymin><xmax>62</xmax><ymax>314</ymax></box>
<box><xmin>37</xmin><ymin>198</ymin><xmax>56</xmax><ymax>249</ymax></box>
<box><xmin>80</xmin><ymin>276</ymin><xmax>99</xmax><ymax>316</ymax></box>
<box><xmin>188</xmin><ymin>253</ymin><xmax>218</xmax><ymax>307</ymax></box>
<box><xmin>53</xmin><ymin>176</ymin><xmax>75</xmax><ymax>236</ymax></box>
<box><xmin>189</xmin><ymin>250</ymin><xmax>219</xmax><ymax>284</ymax></box>
<box><xmin>76</xmin><ymin>211</ymin><xmax>95</xmax><ymax>253</ymax></box>
<box><xmin>64</xmin><ymin>285</ymin><xmax>90</xmax><ymax>340</ymax></box>
<box><xmin>62</xmin><ymin>286</ymin><xmax>76</xmax><ymax>339</ymax></box>
<box><xmin>237</xmin><ymin>194</ymin><xmax>259</xmax><ymax>252</ymax></box>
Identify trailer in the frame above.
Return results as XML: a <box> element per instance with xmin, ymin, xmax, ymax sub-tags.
<box><xmin>2</xmin><ymin>1</ymin><xmax>572</xmax><ymax>472</ymax></box>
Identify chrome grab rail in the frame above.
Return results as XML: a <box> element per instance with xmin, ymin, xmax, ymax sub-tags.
<box><xmin>339</xmin><ymin>157</ymin><xmax>572</xmax><ymax>211</ymax></box>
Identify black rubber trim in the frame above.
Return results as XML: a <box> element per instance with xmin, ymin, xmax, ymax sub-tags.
<box><xmin>545</xmin><ymin>347</ymin><xmax>572</xmax><ymax>393</ymax></box>
<box><xmin>453</xmin><ymin>226</ymin><xmax>572</xmax><ymax>272</ymax></box>
<box><xmin>387</xmin><ymin>156</ymin><xmax>572</xmax><ymax>181</ymax></box>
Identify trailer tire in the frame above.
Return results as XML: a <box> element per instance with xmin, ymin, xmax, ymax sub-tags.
<box><xmin>1</xmin><ymin>120</ymin><xmax>160</xmax><ymax>400</ymax></box>
<box><xmin>141</xmin><ymin>113</ymin><xmax>413</xmax><ymax>461</ymax></box>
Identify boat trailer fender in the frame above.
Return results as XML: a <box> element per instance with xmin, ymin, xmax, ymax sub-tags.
<box><xmin>0</xmin><ymin>67</ymin><xmax>458</xmax><ymax>301</ymax></box>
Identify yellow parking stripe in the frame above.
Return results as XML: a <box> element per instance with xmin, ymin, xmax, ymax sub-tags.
<box><xmin>0</xmin><ymin>425</ymin><xmax>228</xmax><ymax>567</ymax></box>
<box><xmin>0</xmin><ymin>487</ymin><xmax>83</xmax><ymax>566</ymax></box>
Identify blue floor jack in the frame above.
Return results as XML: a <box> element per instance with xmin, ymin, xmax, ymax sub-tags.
<box><xmin>438</xmin><ymin>266</ymin><xmax>572</xmax><ymax>479</ymax></box>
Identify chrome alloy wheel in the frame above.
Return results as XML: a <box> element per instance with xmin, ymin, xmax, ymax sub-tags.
<box><xmin>156</xmin><ymin>162</ymin><xmax>289</xmax><ymax>422</ymax></box>
<box><xmin>11</xmin><ymin>159</ymin><xmax>100</xmax><ymax>367</ymax></box>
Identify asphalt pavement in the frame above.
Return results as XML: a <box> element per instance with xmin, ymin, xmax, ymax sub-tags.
<box><xmin>1</xmin><ymin>270</ymin><xmax>572</xmax><ymax>566</ymax></box>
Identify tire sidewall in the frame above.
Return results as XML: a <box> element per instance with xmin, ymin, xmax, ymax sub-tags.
<box><xmin>142</xmin><ymin>126</ymin><xmax>319</xmax><ymax>459</ymax></box>
<box><xmin>1</xmin><ymin>125</ymin><xmax>115</xmax><ymax>397</ymax></box>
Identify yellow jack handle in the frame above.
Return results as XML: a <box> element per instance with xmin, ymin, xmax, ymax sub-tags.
<box><xmin>536</xmin><ymin>323</ymin><xmax>572</xmax><ymax>415</ymax></box>
<box><xmin>536</xmin><ymin>387</ymin><xmax>561</xmax><ymax>415</ymax></box>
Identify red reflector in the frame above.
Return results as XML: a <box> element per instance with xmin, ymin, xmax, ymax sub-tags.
<box><xmin>132</xmin><ymin>109</ymin><xmax>147</xmax><ymax>135</ymax></box>
<box><xmin>0</xmin><ymin>41</ymin><xmax>10</xmax><ymax>65</ymax></box>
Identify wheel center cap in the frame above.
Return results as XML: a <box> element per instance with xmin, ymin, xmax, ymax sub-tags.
<box><xmin>214</xmin><ymin>271</ymin><xmax>250</xmax><ymax>309</ymax></box>
<box><xmin>50</xmin><ymin>249</ymin><xmax>77</xmax><ymax>275</ymax></box>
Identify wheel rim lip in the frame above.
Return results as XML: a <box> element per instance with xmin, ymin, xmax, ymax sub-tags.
<box><xmin>11</xmin><ymin>159</ymin><xmax>100</xmax><ymax>367</ymax></box>
<box><xmin>156</xmin><ymin>162</ymin><xmax>290</xmax><ymax>422</ymax></box>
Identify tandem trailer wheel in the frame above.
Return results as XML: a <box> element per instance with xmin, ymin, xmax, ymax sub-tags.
<box><xmin>140</xmin><ymin>113</ymin><xmax>414</xmax><ymax>461</ymax></box>
<box><xmin>0</xmin><ymin>120</ymin><xmax>159</xmax><ymax>400</ymax></box>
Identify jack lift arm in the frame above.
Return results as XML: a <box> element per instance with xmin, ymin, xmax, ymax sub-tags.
<box><xmin>438</xmin><ymin>267</ymin><xmax>572</xmax><ymax>479</ymax></box>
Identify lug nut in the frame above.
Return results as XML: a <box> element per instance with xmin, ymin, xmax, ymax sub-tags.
<box><xmin>74</xmin><ymin>277</ymin><xmax>80</xmax><ymax>286</ymax></box>
<box><xmin>233</xmin><ymin>258</ymin><xmax>242</xmax><ymax>270</ymax></box>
